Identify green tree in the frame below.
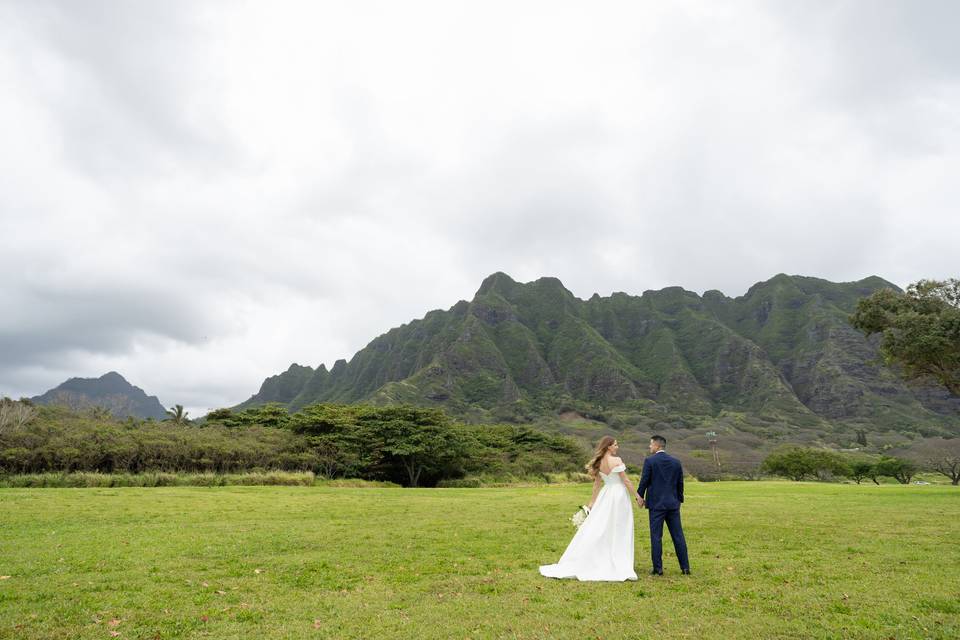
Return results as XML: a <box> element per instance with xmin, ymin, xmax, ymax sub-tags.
<box><xmin>810</xmin><ymin>449</ymin><xmax>851</xmax><ymax>480</ymax></box>
<box><xmin>288</xmin><ymin>404</ymin><xmax>368</xmax><ymax>478</ymax></box>
<box><xmin>357</xmin><ymin>405</ymin><xmax>468</xmax><ymax>487</ymax></box>
<box><xmin>164</xmin><ymin>404</ymin><xmax>190</xmax><ymax>425</ymax></box>
<box><xmin>216</xmin><ymin>403</ymin><xmax>294</xmax><ymax>429</ymax></box>
<box><xmin>850</xmin><ymin>279</ymin><xmax>960</xmax><ymax>395</ymax></box>
<box><xmin>762</xmin><ymin>447</ymin><xmax>850</xmax><ymax>481</ymax></box>
<box><xmin>762</xmin><ymin>447</ymin><xmax>815</xmax><ymax>481</ymax></box>
<box><xmin>203</xmin><ymin>408</ymin><xmax>241</xmax><ymax>428</ymax></box>
<box><xmin>849</xmin><ymin>459</ymin><xmax>876</xmax><ymax>485</ymax></box>
<box><xmin>874</xmin><ymin>456</ymin><xmax>917</xmax><ymax>484</ymax></box>
<box><xmin>244</xmin><ymin>403</ymin><xmax>291</xmax><ymax>429</ymax></box>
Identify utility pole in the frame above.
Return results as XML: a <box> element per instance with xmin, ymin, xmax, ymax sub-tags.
<box><xmin>706</xmin><ymin>430</ymin><xmax>721</xmax><ymax>474</ymax></box>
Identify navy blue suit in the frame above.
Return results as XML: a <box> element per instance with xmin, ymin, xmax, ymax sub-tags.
<box><xmin>637</xmin><ymin>450</ymin><xmax>690</xmax><ymax>573</ymax></box>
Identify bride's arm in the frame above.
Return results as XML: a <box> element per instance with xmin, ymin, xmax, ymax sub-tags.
<box><xmin>618</xmin><ymin>469</ymin><xmax>637</xmax><ymax>496</ymax></box>
<box><xmin>614</xmin><ymin>459</ymin><xmax>638</xmax><ymax>501</ymax></box>
<box><xmin>586</xmin><ymin>474</ymin><xmax>601</xmax><ymax>509</ymax></box>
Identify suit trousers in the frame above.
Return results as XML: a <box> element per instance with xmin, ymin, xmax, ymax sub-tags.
<box><xmin>648</xmin><ymin>508</ymin><xmax>690</xmax><ymax>572</ymax></box>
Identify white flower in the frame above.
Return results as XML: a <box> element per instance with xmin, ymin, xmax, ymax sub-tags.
<box><xmin>571</xmin><ymin>505</ymin><xmax>590</xmax><ymax>528</ymax></box>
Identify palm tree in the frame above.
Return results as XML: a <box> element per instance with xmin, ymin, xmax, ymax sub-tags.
<box><xmin>165</xmin><ymin>404</ymin><xmax>190</xmax><ymax>425</ymax></box>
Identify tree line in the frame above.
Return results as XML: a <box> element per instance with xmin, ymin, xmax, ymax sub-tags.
<box><xmin>0</xmin><ymin>401</ymin><xmax>586</xmax><ymax>487</ymax></box>
<box><xmin>4</xmin><ymin>397</ymin><xmax>957</xmax><ymax>486</ymax></box>
<box><xmin>761</xmin><ymin>444</ymin><xmax>960</xmax><ymax>485</ymax></box>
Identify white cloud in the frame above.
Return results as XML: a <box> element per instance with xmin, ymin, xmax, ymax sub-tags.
<box><xmin>1</xmin><ymin>0</ymin><xmax>958</xmax><ymax>414</ymax></box>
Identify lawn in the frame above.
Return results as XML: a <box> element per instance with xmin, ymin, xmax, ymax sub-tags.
<box><xmin>1</xmin><ymin>481</ymin><xmax>957</xmax><ymax>639</ymax></box>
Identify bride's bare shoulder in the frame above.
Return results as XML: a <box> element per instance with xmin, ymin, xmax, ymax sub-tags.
<box><xmin>600</xmin><ymin>454</ymin><xmax>623</xmax><ymax>472</ymax></box>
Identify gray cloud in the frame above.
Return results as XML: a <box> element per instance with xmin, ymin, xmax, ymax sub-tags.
<box><xmin>0</xmin><ymin>285</ymin><xmax>209</xmax><ymax>367</ymax></box>
<box><xmin>1</xmin><ymin>0</ymin><xmax>958</xmax><ymax>414</ymax></box>
<box><xmin>12</xmin><ymin>0</ymin><xmax>235</xmax><ymax>180</ymax></box>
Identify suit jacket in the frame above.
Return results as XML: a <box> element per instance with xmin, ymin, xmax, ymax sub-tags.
<box><xmin>637</xmin><ymin>451</ymin><xmax>684</xmax><ymax>511</ymax></box>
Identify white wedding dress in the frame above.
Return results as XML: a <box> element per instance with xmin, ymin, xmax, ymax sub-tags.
<box><xmin>539</xmin><ymin>464</ymin><xmax>638</xmax><ymax>581</ymax></box>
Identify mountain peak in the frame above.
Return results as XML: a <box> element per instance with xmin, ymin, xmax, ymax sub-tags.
<box><xmin>32</xmin><ymin>372</ymin><xmax>167</xmax><ymax>420</ymax></box>
<box><xmin>856</xmin><ymin>275</ymin><xmax>902</xmax><ymax>292</ymax></box>
<box><xmin>475</xmin><ymin>272</ymin><xmax>578</xmax><ymax>302</ymax></box>
<box><xmin>741</xmin><ymin>273</ymin><xmax>803</xmax><ymax>298</ymax></box>
<box><xmin>532</xmin><ymin>276</ymin><xmax>573</xmax><ymax>294</ymax></box>
<box><xmin>476</xmin><ymin>272</ymin><xmax>519</xmax><ymax>297</ymax></box>
<box><xmin>766</xmin><ymin>273</ymin><xmax>799</xmax><ymax>287</ymax></box>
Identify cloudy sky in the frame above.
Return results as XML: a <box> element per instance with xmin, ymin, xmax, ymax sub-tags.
<box><xmin>1</xmin><ymin>0</ymin><xmax>958</xmax><ymax>415</ymax></box>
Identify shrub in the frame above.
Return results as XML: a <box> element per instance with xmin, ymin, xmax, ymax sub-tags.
<box><xmin>0</xmin><ymin>471</ymin><xmax>316</xmax><ymax>488</ymax></box>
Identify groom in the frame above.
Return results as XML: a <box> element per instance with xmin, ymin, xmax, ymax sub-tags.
<box><xmin>636</xmin><ymin>435</ymin><xmax>691</xmax><ymax>576</ymax></box>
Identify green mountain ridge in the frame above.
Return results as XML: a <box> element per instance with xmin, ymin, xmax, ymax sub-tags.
<box><xmin>237</xmin><ymin>273</ymin><xmax>960</xmax><ymax>439</ymax></box>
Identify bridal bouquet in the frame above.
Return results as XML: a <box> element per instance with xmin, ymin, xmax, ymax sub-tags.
<box><xmin>571</xmin><ymin>505</ymin><xmax>591</xmax><ymax>528</ymax></box>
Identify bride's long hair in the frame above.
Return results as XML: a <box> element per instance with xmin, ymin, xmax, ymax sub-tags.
<box><xmin>585</xmin><ymin>435</ymin><xmax>616</xmax><ymax>479</ymax></box>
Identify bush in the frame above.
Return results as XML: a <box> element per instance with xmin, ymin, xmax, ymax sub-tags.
<box><xmin>313</xmin><ymin>477</ymin><xmax>400</xmax><ymax>488</ymax></box>
<box><xmin>437</xmin><ymin>476</ymin><xmax>484</xmax><ymax>488</ymax></box>
<box><xmin>0</xmin><ymin>471</ymin><xmax>316</xmax><ymax>488</ymax></box>
<box><xmin>435</xmin><ymin>471</ymin><xmax>590</xmax><ymax>488</ymax></box>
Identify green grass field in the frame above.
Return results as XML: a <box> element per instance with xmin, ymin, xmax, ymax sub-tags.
<box><xmin>1</xmin><ymin>482</ymin><xmax>958</xmax><ymax>639</ymax></box>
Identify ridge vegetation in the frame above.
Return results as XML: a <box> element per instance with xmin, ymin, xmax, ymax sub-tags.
<box><xmin>238</xmin><ymin>273</ymin><xmax>960</xmax><ymax>468</ymax></box>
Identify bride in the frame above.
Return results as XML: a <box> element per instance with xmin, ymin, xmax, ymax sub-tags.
<box><xmin>539</xmin><ymin>435</ymin><xmax>639</xmax><ymax>581</ymax></box>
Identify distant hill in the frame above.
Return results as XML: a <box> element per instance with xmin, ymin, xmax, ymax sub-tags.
<box><xmin>237</xmin><ymin>273</ymin><xmax>960</xmax><ymax>443</ymax></box>
<box><xmin>32</xmin><ymin>372</ymin><xmax>168</xmax><ymax>420</ymax></box>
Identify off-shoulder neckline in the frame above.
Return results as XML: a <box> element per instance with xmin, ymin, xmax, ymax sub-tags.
<box><xmin>599</xmin><ymin>463</ymin><xmax>626</xmax><ymax>476</ymax></box>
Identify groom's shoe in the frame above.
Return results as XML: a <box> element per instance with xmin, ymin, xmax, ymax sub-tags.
<box><xmin>649</xmin><ymin>569</ymin><xmax>663</xmax><ymax>576</ymax></box>
<box><xmin>681</xmin><ymin>568</ymin><xmax>691</xmax><ymax>575</ymax></box>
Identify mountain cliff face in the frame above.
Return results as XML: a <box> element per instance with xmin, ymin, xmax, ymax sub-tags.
<box><xmin>238</xmin><ymin>273</ymin><xmax>960</xmax><ymax>436</ymax></box>
<box><xmin>32</xmin><ymin>371</ymin><xmax>168</xmax><ymax>420</ymax></box>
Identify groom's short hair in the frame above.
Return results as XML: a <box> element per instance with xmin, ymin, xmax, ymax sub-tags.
<box><xmin>651</xmin><ymin>435</ymin><xmax>667</xmax><ymax>447</ymax></box>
